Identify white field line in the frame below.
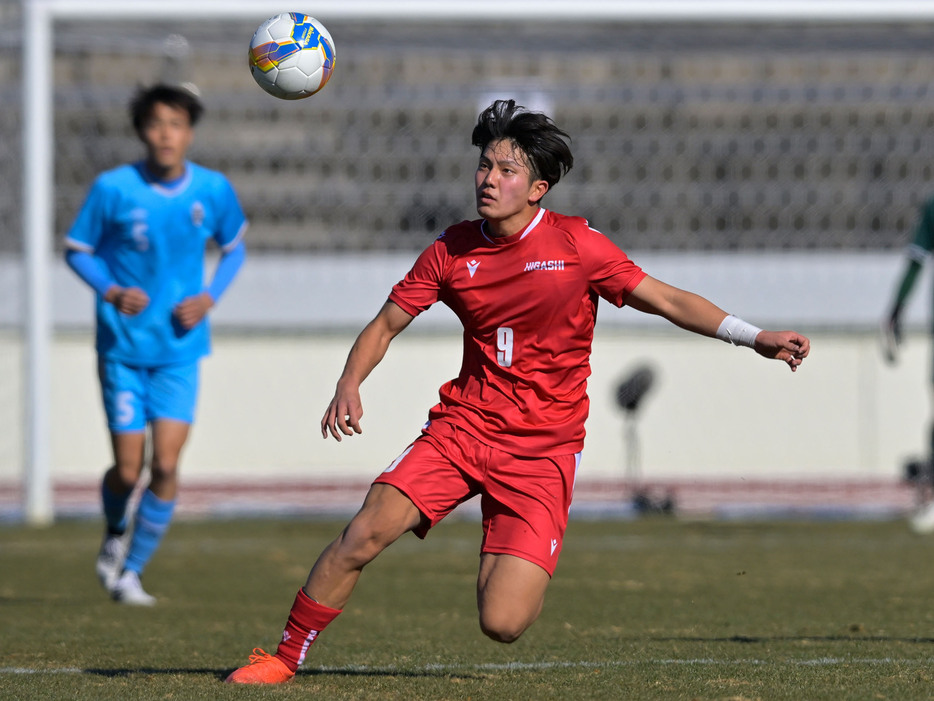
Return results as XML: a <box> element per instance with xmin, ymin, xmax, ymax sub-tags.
<box><xmin>3</xmin><ymin>658</ymin><xmax>934</xmax><ymax>675</ymax></box>
<box><xmin>0</xmin><ymin>668</ymin><xmax>83</xmax><ymax>674</ymax></box>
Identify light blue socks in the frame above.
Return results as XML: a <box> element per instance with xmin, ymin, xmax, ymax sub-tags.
<box><xmin>123</xmin><ymin>489</ymin><xmax>176</xmax><ymax>575</ymax></box>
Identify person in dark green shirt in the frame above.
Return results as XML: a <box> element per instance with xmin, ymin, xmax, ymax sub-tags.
<box><xmin>883</xmin><ymin>197</ymin><xmax>934</xmax><ymax>532</ymax></box>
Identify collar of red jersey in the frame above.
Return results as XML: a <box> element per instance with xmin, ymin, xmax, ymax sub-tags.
<box><xmin>481</xmin><ymin>208</ymin><xmax>547</xmax><ymax>245</ymax></box>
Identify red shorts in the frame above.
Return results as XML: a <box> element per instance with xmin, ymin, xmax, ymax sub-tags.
<box><xmin>373</xmin><ymin>420</ymin><xmax>580</xmax><ymax>576</ymax></box>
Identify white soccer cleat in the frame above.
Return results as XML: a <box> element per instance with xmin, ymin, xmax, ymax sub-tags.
<box><xmin>111</xmin><ymin>569</ymin><xmax>156</xmax><ymax>606</ymax></box>
<box><xmin>95</xmin><ymin>533</ymin><xmax>128</xmax><ymax>592</ymax></box>
<box><xmin>909</xmin><ymin>501</ymin><xmax>934</xmax><ymax>534</ymax></box>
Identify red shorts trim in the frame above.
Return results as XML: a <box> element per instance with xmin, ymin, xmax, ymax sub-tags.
<box><xmin>373</xmin><ymin>420</ymin><xmax>580</xmax><ymax>576</ymax></box>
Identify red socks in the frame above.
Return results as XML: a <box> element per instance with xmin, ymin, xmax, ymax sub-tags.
<box><xmin>274</xmin><ymin>588</ymin><xmax>342</xmax><ymax>671</ymax></box>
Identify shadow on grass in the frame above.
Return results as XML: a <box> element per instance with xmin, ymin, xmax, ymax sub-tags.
<box><xmin>653</xmin><ymin>635</ymin><xmax>934</xmax><ymax>644</ymax></box>
<box><xmin>75</xmin><ymin>636</ymin><xmax>934</xmax><ymax>681</ymax></box>
<box><xmin>82</xmin><ymin>667</ymin><xmax>486</xmax><ymax>681</ymax></box>
<box><xmin>299</xmin><ymin>668</ymin><xmax>486</xmax><ymax>680</ymax></box>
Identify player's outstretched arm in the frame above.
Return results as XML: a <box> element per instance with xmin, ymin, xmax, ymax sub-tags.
<box><xmin>321</xmin><ymin>301</ymin><xmax>415</xmax><ymax>442</ymax></box>
<box><xmin>626</xmin><ymin>275</ymin><xmax>809</xmax><ymax>372</ymax></box>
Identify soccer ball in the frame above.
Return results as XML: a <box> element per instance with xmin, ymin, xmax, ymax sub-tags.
<box><xmin>248</xmin><ymin>13</ymin><xmax>336</xmax><ymax>100</ymax></box>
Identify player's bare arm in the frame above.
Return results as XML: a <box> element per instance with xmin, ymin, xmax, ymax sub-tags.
<box><xmin>104</xmin><ymin>285</ymin><xmax>150</xmax><ymax>315</ymax></box>
<box><xmin>322</xmin><ymin>301</ymin><xmax>415</xmax><ymax>441</ymax></box>
<box><xmin>625</xmin><ymin>275</ymin><xmax>732</xmax><ymax>335</ymax></box>
<box><xmin>626</xmin><ymin>275</ymin><xmax>810</xmax><ymax>372</ymax></box>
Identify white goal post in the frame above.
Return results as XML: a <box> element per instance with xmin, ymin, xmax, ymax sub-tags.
<box><xmin>21</xmin><ymin>0</ymin><xmax>934</xmax><ymax>525</ymax></box>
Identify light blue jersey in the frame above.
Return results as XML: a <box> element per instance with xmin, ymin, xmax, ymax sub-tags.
<box><xmin>65</xmin><ymin>161</ymin><xmax>247</xmax><ymax>367</ymax></box>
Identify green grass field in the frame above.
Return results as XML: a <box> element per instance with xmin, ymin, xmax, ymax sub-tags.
<box><xmin>2</xmin><ymin>515</ymin><xmax>934</xmax><ymax>700</ymax></box>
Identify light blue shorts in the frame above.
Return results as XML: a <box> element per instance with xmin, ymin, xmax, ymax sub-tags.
<box><xmin>97</xmin><ymin>359</ymin><xmax>200</xmax><ymax>433</ymax></box>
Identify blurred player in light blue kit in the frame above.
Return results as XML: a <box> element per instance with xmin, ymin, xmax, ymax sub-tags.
<box><xmin>64</xmin><ymin>83</ymin><xmax>248</xmax><ymax>604</ymax></box>
<box><xmin>883</xmin><ymin>197</ymin><xmax>934</xmax><ymax>533</ymax></box>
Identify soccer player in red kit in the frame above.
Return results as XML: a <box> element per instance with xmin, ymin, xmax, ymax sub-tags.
<box><xmin>227</xmin><ymin>99</ymin><xmax>810</xmax><ymax>683</ymax></box>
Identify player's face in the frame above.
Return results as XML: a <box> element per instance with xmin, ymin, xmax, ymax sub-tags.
<box><xmin>475</xmin><ymin>139</ymin><xmax>549</xmax><ymax>237</ymax></box>
<box><xmin>139</xmin><ymin>102</ymin><xmax>194</xmax><ymax>181</ymax></box>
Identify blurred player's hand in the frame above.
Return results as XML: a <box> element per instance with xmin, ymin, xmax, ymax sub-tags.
<box><xmin>880</xmin><ymin>311</ymin><xmax>902</xmax><ymax>365</ymax></box>
<box><xmin>174</xmin><ymin>292</ymin><xmax>214</xmax><ymax>330</ymax></box>
<box><xmin>106</xmin><ymin>286</ymin><xmax>150</xmax><ymax>315</ymax></box>
<box><xmin>753</xmin><ymin>330</ymin><xmax>810</xmax><ymax>372</ymax></box>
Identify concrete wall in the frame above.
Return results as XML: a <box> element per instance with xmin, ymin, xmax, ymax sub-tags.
<box><xmin>0</xmin><ymin>326</ymin><xmax>929</xmax><ymax>486</ymax></box>
<box><xmin>1</xmin><ymin>250</ymin><xmax>931</xmax><ymax>486</ymax></box>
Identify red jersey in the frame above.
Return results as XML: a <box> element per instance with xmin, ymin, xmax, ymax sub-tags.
<box><xmin>389</xmin><ymin>208</ymin><xmax>646</xmax><ymax>457</ymax></box>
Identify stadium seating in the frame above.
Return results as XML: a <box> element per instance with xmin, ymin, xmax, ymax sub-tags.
<box><xmin>3</xmin><ymin>15</ymin><xmax>934</xmax><ymax>253</ymax></box>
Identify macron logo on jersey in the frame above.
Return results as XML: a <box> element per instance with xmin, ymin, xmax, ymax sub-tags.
<box><xmin>466</xmin><ymin>259</ymin><xmax>481</xmax><ymax>278</ymax></box>
<box><xmin>524</xmin><ymin>259</ymin><xmax>565</xmax><ymax>272</ymax></box>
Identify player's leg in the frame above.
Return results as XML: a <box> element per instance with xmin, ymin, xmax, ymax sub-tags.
<box><xmin>474</xmin><ymin>449</ymin><xmax>580</xmax><ymax>642</ymax></box>
<box><xmin>227</xmin><ymin>483</ymin><xmax>424</xmax><ymax>684</ymax></box>
<box><xmin>147</xmin><ymin>418</ymin><xmax>188</xmax><ymax>500</ymax></box>
<box><xmin>304</xmin><ymin>482</ymin><xmax>424</xmax><ymax>606</ymax></box>
<box><xmin>927</xmin><ymin>378</ymin><xmax>934</xmax><ymax>495</ymax></box>
<box><xmin>105</xmin><ymin>431</ymin><xmax>148</xmax><ymax>493</ymax></box>
<box><xmin>116</xmin><ymin>419</ymin><xmax>187</xmax><ymax>583</ymax></box>
<box><xmin>110</xmin><ymin>419</ymin><xmax>188</xmax><ymax>605</ymax></box>
<box><xmin>95</xmin><ymin>360</ymin><xmax>148</xmax><ymax>592</ymax></box>
<box><xmin>909</xmin><ymin>385</ymin><xmax>934</xmax><ymax>533</ymax></box>
<box><xmin>277</xmin><ymin>484</ymin><xmax>424</xmax><ymax>667</ymax></box>
<box><xmin>96</xmin><ymin>430</ymin><xmax>146</xmax><ymax>590</ymax></box>
<box><xmin>477</xmin><ymin>552</ymin><xmax>551</xmax><ymax>642</ymax></box>
<box><xmin>228</xmin><ymin>426</ymin><xmax>475</xmax><ymax>684</ymax></box>
<box><xmin>114</xmin><ymin>362</ymin><xmax>196</xmax><ymax>604</ymax></box>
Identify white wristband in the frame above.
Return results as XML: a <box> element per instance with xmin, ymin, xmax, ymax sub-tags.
<box><xmin>716</xmin><ymin>314</ymin><xmax>762</xmax><ymax>348</ymax></box>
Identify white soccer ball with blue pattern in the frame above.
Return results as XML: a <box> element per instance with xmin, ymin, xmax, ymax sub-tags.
<box><xmin>248</xmin><ymin>13</ymin><xmax>336</xmax><ymax>100</ymax></box>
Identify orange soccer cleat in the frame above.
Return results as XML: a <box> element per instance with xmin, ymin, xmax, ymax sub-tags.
<box><xmin>225</xmin><ymin>648</ymin><xmax>295</xmax><ymax>684</ymax></box>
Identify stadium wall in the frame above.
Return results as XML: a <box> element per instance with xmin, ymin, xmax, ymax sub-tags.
<box><xmin>0</xmin><ymin>251</ymin><xmax>930</xmax><ymax>492</ymax></box>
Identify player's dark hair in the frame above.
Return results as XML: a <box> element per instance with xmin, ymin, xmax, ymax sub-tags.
<box><xmin>130</xmin><ymin>83</ymin><xmax>204</xmax><ymax>133</ymax></box>
<box><xmin>471</xmin><ymin>99</ymin><xmax>573</xmax><ymax>189</ymax></box>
